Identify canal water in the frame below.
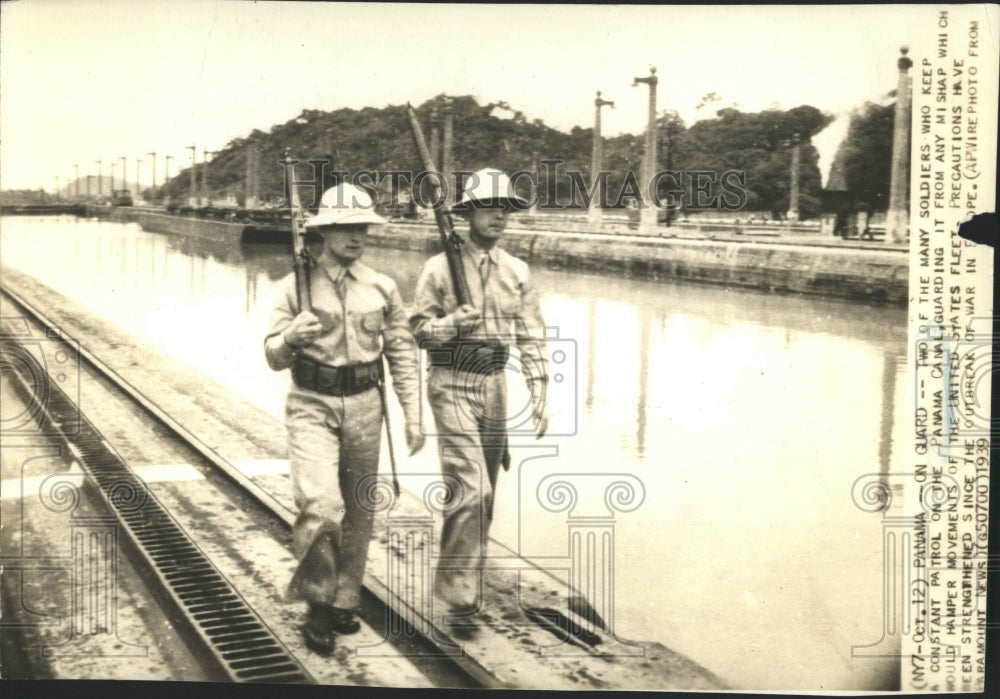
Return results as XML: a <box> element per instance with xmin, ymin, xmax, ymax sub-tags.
<box><xmin>1</xmin><ymin>215</ymin><xmax>909</xmax><ymax>690</ymax></box>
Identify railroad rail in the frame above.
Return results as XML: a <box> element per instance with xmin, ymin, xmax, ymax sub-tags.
<box><xmin>0</xmin><ymin>277</ymin><xmax>726</xmax><ymax>690</ymax></box>
<box><xmin>1</xmin><ymin>287</ymin><xmax>313</xmax><ymax>683</ymax></box>
<box><xmin>0</xmin><ymin>283</ymin><xmax>487</xmax><ymax>687</ymax></box>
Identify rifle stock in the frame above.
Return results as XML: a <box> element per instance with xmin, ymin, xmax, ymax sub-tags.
<box><xmin>405</xmin><ymin>104</ymin><xmax>473</xmax><ymax>306</ymax></box>
<box><xmin>280</xmin><ymin>150</ymin><xmax>312</xmax><ymax>312</ymax></box>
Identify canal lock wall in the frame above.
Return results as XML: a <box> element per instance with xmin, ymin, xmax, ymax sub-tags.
<box><xmin>93</xmin><ymin>207</ymin><xmax>908</xmax><ymax>305</ymax></box>
<box><xmin>365</xmin><ymin>225</ymin><xmax>908</xmax><ymax>305</ymax></box>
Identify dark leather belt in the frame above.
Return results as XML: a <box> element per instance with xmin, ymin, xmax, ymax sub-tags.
<box><xmin>291</xmin><ymin>356</ymin><xmax>383</xmax><ymax>396</ymax></box>
<box><xmin>425</xmin><ymin>341</ymin><xmax>510</xmax><ymax>374</ymax></box>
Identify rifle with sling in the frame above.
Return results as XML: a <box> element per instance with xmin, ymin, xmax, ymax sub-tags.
<box><xmin>280</xmin><ymin>149</ymin><xmax>312</xmax><ymax>312</ymax></box>
<box><xmin>406</xmin><ymin>105</ymin><xmax>514</xmax><ymax>472</ymax></box>
<box><xmin>405</xmin><ymin>104</ymin><xmax>473</xmax><ymax>306</ymax></box>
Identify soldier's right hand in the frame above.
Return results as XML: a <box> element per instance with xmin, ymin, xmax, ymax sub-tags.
<box><xmin>283</xmin><ymin>311</ymin><xmax>323</xmax><ymax>347</ymax></box>
<box><xmin>450</xmin><ymin>305</ymin><xmax>480</xmax><ymax>334</ymax></box>
<box><xmin>405</xmin><ymin>421</ymin><xmax>425</xmax><ymax>456</ymax></box>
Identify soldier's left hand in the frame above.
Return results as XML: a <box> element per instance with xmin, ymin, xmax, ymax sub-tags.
<box><xmin>405</xmin><ymin>421</ymin><xmax>425</xmax><ymax>455</ymax></box>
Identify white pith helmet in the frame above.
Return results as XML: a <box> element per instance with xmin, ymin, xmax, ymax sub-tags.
<box><xmin>452</xmin><ymin>168</ymin><xmax>529</xmax><ymax>212</ymax></box>
<box><xmin>304</xmin><ymin>183</ymin><xmax>387</xmax><ymax>228</ymax></box>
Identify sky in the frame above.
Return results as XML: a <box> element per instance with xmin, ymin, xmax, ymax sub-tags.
<box><xmin>0</xmin><ymin>2</ymin><xmax>969</xmax><ymax>191</ymax></box>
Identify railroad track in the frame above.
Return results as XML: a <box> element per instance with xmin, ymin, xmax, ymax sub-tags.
<box><xmin>0</xmin><ymin>277</ymin><xmax>726</xmax><ymax>690</ymax></box>
<box><xmin>0</xmin><ymin>283</ymin><xmax>486</xmax><ymax>687</ymax></box>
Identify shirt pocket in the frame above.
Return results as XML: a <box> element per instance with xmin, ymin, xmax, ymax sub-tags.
<box><xmin>359</xmin><ymin>309</ymin><xmax>385</xmax><ymax>352</ymax></box>
<box><xmin>500</xmin><ymin>297</ymin><xmax>522</xmax><ymax>317</ymax></box>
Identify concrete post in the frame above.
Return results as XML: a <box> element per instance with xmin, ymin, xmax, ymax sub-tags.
<box><xmin>185</xmin><ymin>144</ymin><xmax>197</xmax><ymax>206</ymax></box>
<box><xmin>787</xmin><ymin>136</ymin><xmax>800</xmax><ymax>221</ymax></box>
<box><xmin>136</xmin><ymin>158</ymin><xmax>142</xmax><ymax>200</ymax></box>
<box><xmin>429</xmin><ymin>106</ymin><xmax>441</xmax><ymax>172</ymax></box>
<box><xmin>201</xmin><ymin>149</ymin><xmax>213</xmax><ymax>206</ymax></box>
<box><xmin>250</xmin><ymin>148</ymin><xmax>260</xmax><ymax>207</ymax></box>
<box><xmin>119</xmin><ymin>156</ymin><xmax>126</xmax><ymax>194</ymax></box>
<box><xmin>529</xmin><ymin>150</ymin><xmax>540</xmax><ymax>215</ymax></box>
<box><xmin>244</xmin><ymin>146</ymin><xmax>255</xmax><ymax>208</ymax></box>
<box><xmin>94</xmin><ymin>160</ymin><xmax>102</xmax><ymax>197</ymax></box>
<box><xmin>588</xmin><ymin>91</ymin><xmax>615</xmax><ymax>224</ymax></box>
<box><xmin>662</xmin><ymin>116</ymin><xmax>676</xmax><ymax>227</ymax></box>
<box><xmin>632</xmin><ymin>67</ymin><xmax>659</xmax><ymax>235</ymax></box>
<box><xmin>321</xmin><ymin>130</ymin><xmax>333</xmax><ymax>165</ymax></box>
<box><xmin>147</xmin><ymin>151</ymin><xmax>157</xmax><ymax>193</ymax></box>
<box><xmin>886</xmin><ymin>46</ymin><xmax>913</xmax><ymax>244</ymax></box>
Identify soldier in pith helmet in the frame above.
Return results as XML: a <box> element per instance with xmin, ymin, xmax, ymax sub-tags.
<box><xmin>410</xmin><ymin>168</ymin><xmax>550</xmax><ymax>618</ymax></box>
<box><xmin>265</xmin><ymin>183</ymin><xmax>425</xmax><ymax>654</ymax></box>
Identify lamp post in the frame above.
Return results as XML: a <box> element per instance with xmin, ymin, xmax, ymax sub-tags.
<box><xmin>786</xmin><ymin>133</ymin><xmax>800</xmax><ymax>222</ymax></box>
<box><xmin>660</xmin><ymin>112</ymin><xmax>677</xmax><ymax>227</ymax></box>
<box><xmin>631</xmin><ymin>66</ymin><xmax>658</xmax><ymax>234</ymax></box>
<box><xmin>886</xmin><ymin>46</ymin><xmax>913</xmax><ymax>244</ymax></box>
<box><xmin>530</xmin><ymin>150</ymin><xmax>539</xmax><ymax>214</ymax></box>
<box><xmin>588</xmin><ymin>90</ymin><xmax>615</xmax><ymax>224</ymax></box>
<box><xmin>185</xmin><ymin>144</ymin><xmax>196</xmax><ymax>206</ymax></box>
<box><xmin>94</xmin><ymin>159</ymin><xmax>103</xmax><ymax>197</ymax></box>
<box><xmin>54</xmin><ymin>175</ymin><xmax>61</xmax><ymax>201</ymax></box>
<box><xmin>202</xmin><ymin>149</ymin><xmax>215</xmax><ymax>206</ymax></box>
<box><xmin>244</xmin><ymin>145</ymin><xmax>259</xmax><ymax>209</ymax></box>
<box><xmin>429</xmin><ymin>105</ymin><xmax>441</xmax><ymax>173</ymax></box>
<box><xmin>73</xmin><ymin>164</ymin><xmax>79</xmax><ymax>198</ymax></box>
<box><xmin>147</xmin><ymin>151</ymin><xmax>157</xmax><ymax>192</ymax></box>
<box><xmin>118</xmin><ymin>155</ymin><xmax>127</xmax><ymax>194</ymax></box>
<box><xmin>164</xmin><ymin>154</ymin><xmax>173</xmax><ymax>206</ymax></box>
<box><xmin>110</xmin><ymin>162</ymin><xmax>116</xmax><ymax>193</ymax></box>
<box><xmin>136</xmin><ymin>157</ymin><xmax>143</xmax><ymax>201</ymax></box>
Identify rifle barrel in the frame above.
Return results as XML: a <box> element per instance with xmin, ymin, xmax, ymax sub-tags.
<box><xmin>281</xmin><ymin>150</ymin><xmax>312</xmax><ymax>312</ymax></box>
<box><xmin>405</xmin><ymin>105</ymin><xmax>473</xmax><ymax>306</ymax></box>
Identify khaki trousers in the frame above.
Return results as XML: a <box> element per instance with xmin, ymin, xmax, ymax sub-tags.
<box><xmin>283</xmin><ymin>384</ymin><xmax>382</xmax><ymax>610</ymax></box>
<box><xmin>426</xmin><ymin>365</ymin><xmax>508</xmax><ymax>607</ymax></box>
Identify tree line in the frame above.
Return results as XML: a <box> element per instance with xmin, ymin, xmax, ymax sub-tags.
<box><xmin>148</xmin><ymin>95</ymin><xmax>895</xmax><ymax>220</ymax></box>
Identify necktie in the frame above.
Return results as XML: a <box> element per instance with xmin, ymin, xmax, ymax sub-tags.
<box><xmin>334</xmin><ymin>267</ymin><xmax>347</xmax><ymax>301</ymax></box>
<box><xmin>478</xmin><ymin>254</ymin><xmax>491</xmax><ymax>337</ymax></box>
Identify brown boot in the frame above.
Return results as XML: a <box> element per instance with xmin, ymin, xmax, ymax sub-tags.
<box><xmin>329</xmin><ymin>607</ymin><xmax>361</xmax><ymax>635</ymax></box>
<box><xmin>302</xmin><ymin>602</ymin><xmax>337</xmax><ymax>655</ymax></box>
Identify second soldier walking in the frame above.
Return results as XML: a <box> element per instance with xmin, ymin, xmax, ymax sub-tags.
<box><xmin>410</xmin><ymin>168</ymin><xmax>550</xmax><ymax>618</ymax></box>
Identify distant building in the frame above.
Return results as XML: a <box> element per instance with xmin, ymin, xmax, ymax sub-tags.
<box><xmin>818</xmin><ymin>155</ymin><xmax>879</xmax><ymax>239</ymax></box>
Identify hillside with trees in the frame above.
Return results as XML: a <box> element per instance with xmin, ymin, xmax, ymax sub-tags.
<box><xmin>827</xmin><ymin>101</ymin><xmax>895</xmax><ymax>214</ymax></box>
<box><xmin>0</xmin><ymin>189</ymin><xmax>54</xmax><ymax>206</ymax></box>
<box><xmin>155</xmin><ymin>96</ymin><xmax>838</xmax><ymax>219</ymax></box>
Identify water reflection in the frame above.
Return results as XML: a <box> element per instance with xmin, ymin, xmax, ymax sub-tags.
<box><xmin>0</xmin><ymin>216</ymin><xmax>910</xmax><ymax>690</ymax></box>
<box><xmin>637</xmin><ymin>311</ymin><xmax>650</xmax><ymax>460</ymax></box>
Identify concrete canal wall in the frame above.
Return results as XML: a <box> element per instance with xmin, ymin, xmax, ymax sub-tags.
<box><xmin>133</xmin><ymin>210</ymin><xmax>249</xmax><ymax>242</ymax></box>
<box><xmin>84</xmin><ymin>208</ymin><xmax>908</xmax><ymax>305</ymax></box>
<box><xmin>367</xmin><ymin>224</ymin><xmax>909</xmax><ymax>305</ymax></box>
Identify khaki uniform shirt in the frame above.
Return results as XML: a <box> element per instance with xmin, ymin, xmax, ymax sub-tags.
<box><xmin>409</xmin><ymin>238</ymin><xmax>548</xmax><ymax>386</ymax></box>
<box><xmin>265</xmin><ymin>253</ymin><xmax>421</xmax><ymax>425</ymax></box>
